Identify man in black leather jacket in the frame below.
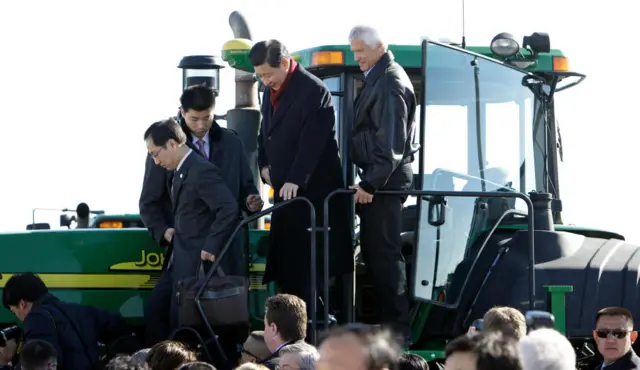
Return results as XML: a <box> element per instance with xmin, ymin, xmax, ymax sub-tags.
<box><xmin>348</xmin><ymin>25</ymin><xmax>420</xmax><ymax>344</ymax></box>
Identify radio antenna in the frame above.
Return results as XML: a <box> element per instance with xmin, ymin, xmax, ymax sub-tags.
<box><xmin>461</xmin><ymin>0</ymin><xmax>467</xmax><ymax>48</ymax></box>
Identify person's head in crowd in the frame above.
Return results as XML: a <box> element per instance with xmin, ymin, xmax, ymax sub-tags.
<box><xmin>263</xmin><ymin>294</ymin><xmax>307</xmax><ymax>352</ymax></box>
<box><xmin>482</xmin><ymin>306</ymin><xmax>527</xmax><ymax>340</ymax></box>
<box><xmin>398</xmin><ymin>353</ymin><xmax>429</xmax><ymax>370</ymax></box>
<box><xmin>444</xmin><ymin>331</ymin><xmax>522</xmax><ymax>370</ymax></box>
<box><xmin>2</xmin><ymin>273</ymin><xmax>49</xmax><ymax>322</ymax></box>
<box><xmin>279</xmin><ymin>342</ymin><xmax>320</xmax><ymax>370</ymax></box>
<box><xmin>240</xmin><ymin>331</ymin><xmax>272</xmax><ymax>365</ymax></box>
<box><xmin>179</xmin><ymin>85</ymin><xmax>216</xmax><ymax>140</ymax></box>
<box><xmin>317</xmin><ymin>323</ymin><xmax>402</xmax><ymax>370</ymax></box>
<box><xmin>519</xmin><ymin>328</ymin><xmax>575</xmax><ymax>370</ymax></box>
<box><xmin>130</xmin><ymin>348</ymin><xmax>151</xmax><ymax>364</ymax></box>
<box><xmin>146</xmin><ymin>340</ymin><xmax>197</xmax><ymax>370</ymax></box>
<box><xmin>235</xmin><ymin>363</ymin><xmax>269</xmax><ymax>370</ymax></box>
<box><xmin>105</xmin><ymin>355</ymin><xmax>151</xmax><ymax>369</ymax></box>
<box><xmin>19</xmin><ymin>339</ymin><xmax>58</xmax><ymax>370</ymax></box>
<box><xmin>593</xmin><ymin>306</ymin><xmax>638</xmax><ymax>364</ymax></box>
<box><xmin>177</xmin><ymin>361</ymin><xmax>216</xmax><ymax>370</ymax></box>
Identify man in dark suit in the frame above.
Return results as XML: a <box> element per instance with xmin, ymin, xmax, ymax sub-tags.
<box><xmin>248</xmin><ymin>40</ymin><xmax>353</xmax><ymax>324</ymax></box>
<box><xmin>142</xmin><ymin>118</ymin><xmax>239</xmax><ymax>343</ymax></box>
<box><xmin>593</xmin><ymin>307</ymin><xmax>640</xmax><ymax>369</ymax></box>
<box><xmin>139</xmin><ymin>86</ymin><xmax>262</xmax><ymax>345</ymax></box>
<box><xmin>348</xmin><ymin>25</ymin><xmax>420</xmax><ymax>343</ymax></box>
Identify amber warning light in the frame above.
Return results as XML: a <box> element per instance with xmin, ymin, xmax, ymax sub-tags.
<box><xmin>99</xmin><ymin>221</ymin><xmax>123</xmax><ymax>229</ymax></box>
<box><xmin>552</xmin><ymin>56</ymin><xmax>569</xmax><ymax>72</ymax></box>
<box><xmin>311</xmin><ymin>51</ymin><xmax>344</xmax><ymax>67</ymax></box>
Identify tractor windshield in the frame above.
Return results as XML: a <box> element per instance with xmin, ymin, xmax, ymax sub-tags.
<box><xmin>412</xmin><ymin>41</ymin><xmax>548</xmax><ymax>304</ymax></box>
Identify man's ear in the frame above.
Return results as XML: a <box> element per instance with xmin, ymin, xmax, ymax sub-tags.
<box><xmin>281</xmin><ymin>57</ymin><xmax>290</xmax><ymax>70</ymax></box>
<box><xmin>631</xmin><ymin>331</ymin><xmax>638</xmax><ymax>343</ymax></box>
<box><xmin>179</xmin><ymin>107</ymin><xmax>186</xmax><ymax>118</ymax></box>
<box><xmin>593</xmin><ymin>330</ymin><xmax>598</xmax><ymax>341</ymax></box>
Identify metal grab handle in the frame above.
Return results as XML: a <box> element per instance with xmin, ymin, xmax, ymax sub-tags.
<box><xmin>194</xmin><ymin>196</ymin><xmax>318</xmax><ymax>344</ymax></box>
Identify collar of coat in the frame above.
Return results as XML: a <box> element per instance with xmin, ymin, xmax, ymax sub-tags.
<box><xmin>181</xmin><ymin>120</ymin><xmax>224</xmax><ymax>143</ymax></box>
<box><xmin>364</xmin><ymin>51</ymin><xmax>395</xmax><ymax>85</ymax></box>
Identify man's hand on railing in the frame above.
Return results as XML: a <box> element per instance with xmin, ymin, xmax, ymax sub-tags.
<box><xmin>349</xmin><ymin>185</ymin><xmax>373</xmax><ymax>204</ymax></box>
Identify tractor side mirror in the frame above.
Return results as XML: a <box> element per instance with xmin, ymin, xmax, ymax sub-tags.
<box><xmin>427</xmin><ymin>196</ymin><xmax>447</xmax><ymax>227</ymax></box>
<box><xmin>60</xmin><ymin>214</ymin><xmax>76</xmax><ymax>228</ymax></box>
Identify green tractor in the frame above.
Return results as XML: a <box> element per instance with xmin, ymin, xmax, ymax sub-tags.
<box><xmin>0</xmin><ymin>10</ymin><xmax>630</xmax><ymax>370</ymax></box>
<box><xmin>220</xmin><ymin>13</ymin><xmax>621</xmax><ymax>369</ymax></box>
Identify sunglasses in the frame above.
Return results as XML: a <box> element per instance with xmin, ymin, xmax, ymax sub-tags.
<box><xmin>594</xmin><ymin>329</ymin><xmax>630</xmax><ymax>339</ymax></box>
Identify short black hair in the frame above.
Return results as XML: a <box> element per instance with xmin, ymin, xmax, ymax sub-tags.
<box><xmin>2</xmin><ymin>273</ymin><xmax>48</xmax><ymax>309</ymax></box>
<box><xmin>20</xmin><ymin>339</ymin><xmax>57</xmax><ymax>370</ymax></box>
<box><xmin>248</xmin><ymin>40</ymin><xmax>289</xmax><ymax>68</ymax></box>
<box><xmin>398</xmin><ymin>353</ymin><xmax>429</xmax><ymax>370</ymax></box>
<box><xmin>596</xmin><ymin>306</ymin><xmax>634</xmax><ymax>327</ymax></box>
<box><xmin>180</xmin><ymin>85</ymin><xmax>216</xmax><ymax>112</ymax></box>
<box><xmin>445</xmin><ymin>332</ymin><xmax>522</xmax><ymax>370</ymax></box>
<box><xmin>143</xmin><ymin>118</ymin><xmax>187</xmax><ymax>147</ymax></box>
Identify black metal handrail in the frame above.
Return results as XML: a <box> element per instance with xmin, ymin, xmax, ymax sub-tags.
<box><xmin>194</xmin><ymin>196</ymin><xmax>319</xmax><ymax>351</ymax></box>
<box><xmin>322</xmin><ymin>188</ymin><xmax>536</xmax><ymax>333</ymax></box>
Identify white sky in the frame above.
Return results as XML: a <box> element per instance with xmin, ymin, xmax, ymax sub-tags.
<box><xmin>0</xmin><ymin>0</ymin><xmax>637</xmax><ymax>243</ymax></box>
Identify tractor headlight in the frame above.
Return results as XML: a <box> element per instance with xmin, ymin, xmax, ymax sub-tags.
<box><xmin>490</xmin><ymin>32</ymin><xmax>520</xmax><ymax>58</ymax></box>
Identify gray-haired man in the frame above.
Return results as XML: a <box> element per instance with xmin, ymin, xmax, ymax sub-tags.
<box><xmin>278</xmin><ymin>343</ymin><xmax>319</xmax><ymax>370</ymax></box>
<box><xmin>348</xmin><ymin>25</ymin><xmax>420</xmax><ymax>345</ymax></box>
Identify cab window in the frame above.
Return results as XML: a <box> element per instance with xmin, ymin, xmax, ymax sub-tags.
<box><xmin>321</xmin><ymin>76</ymin><xmax>342</xmax><ymax>148</ymax></box>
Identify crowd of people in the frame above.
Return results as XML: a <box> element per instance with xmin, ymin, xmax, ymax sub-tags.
<box><xmin>4</xmin><ymin>284</ymin><xmax>639</xmax><ymax>370</ymax></box>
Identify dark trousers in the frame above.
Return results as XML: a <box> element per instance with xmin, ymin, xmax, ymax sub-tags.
<box><xmin>279</xmin><ymin>275</ymin><xmax>328</xmax><ymax>327</ymax></box>
<box><xmin>358</xmin><ymin>164</ymin><xmax>412</xmax><ymax>335</ymax></box>
<box><xmin>145</xmin><ymin>268</ymin><xmax>176</xmax><ymax>346</ymax></box>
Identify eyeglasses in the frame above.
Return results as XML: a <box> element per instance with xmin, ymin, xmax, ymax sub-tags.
<box><xmin>594</xmin><ymin>329</ymin><xmax>630</xmax><ymax>339</ymax></box>
<box><xmin>149</xmin><ymin>147</ymin><xmax>166</xmax><ymax>158</ymax></box>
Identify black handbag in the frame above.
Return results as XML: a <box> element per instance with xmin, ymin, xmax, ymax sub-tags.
<box><xmin>176</xmin><ymin>262</ymin><xmax>250</xmax><ymax>327</ymax></box>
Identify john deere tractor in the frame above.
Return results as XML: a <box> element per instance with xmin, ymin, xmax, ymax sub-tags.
<box><xmin>0</xmin><ymin>10</ymin><xmax>634</xmax><ymax>370</ymax></box>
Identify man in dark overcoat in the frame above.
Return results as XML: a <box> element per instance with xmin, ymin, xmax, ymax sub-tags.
<box><xmin>248</xmin><ymin>39</ymin><xmax>353</xmax><ymax>323</ymax></box>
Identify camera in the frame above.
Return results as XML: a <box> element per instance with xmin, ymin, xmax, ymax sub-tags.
<box><xmin>525</xmin><ymin>310</ymin><xmax>555</xmax><ymax>332</ymax></box>
<box><xmin>0</xmin><ymin>326</ymin><xmax>22</xmax><ymax>347</ymax></box>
